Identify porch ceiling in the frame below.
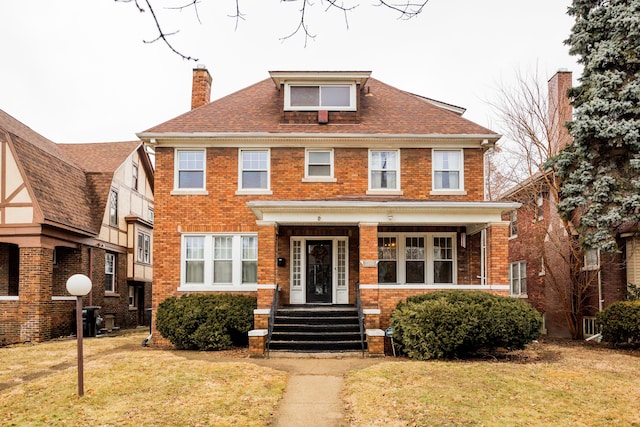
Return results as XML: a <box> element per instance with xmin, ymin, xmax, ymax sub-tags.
<box><xmin>247</xmin><ymin>200</ymin><xmax>520</xmax><ymax>227</ymax></box>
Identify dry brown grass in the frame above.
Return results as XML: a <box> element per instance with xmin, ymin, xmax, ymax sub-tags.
<box><xmin>344</xmin><ymin>340</ymin><xmax>640</xmax><ymax>427</ymax></box>
<box><xmin>0</xmin><ymin>331</ymin><xmax>287</xmax><ymax>426</ymax></box>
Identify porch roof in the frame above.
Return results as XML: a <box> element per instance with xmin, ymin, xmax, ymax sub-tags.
<box><xmin>247</xmin><ymin>200</ymin><xmax>520</xmax><ymax>229</ymax></box>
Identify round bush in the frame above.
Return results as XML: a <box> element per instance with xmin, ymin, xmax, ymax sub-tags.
<box><xmin>596</xmin><ymin>301</ymin><xmax>640</xmax><ymax>345</ymax></box>
<box><xmin>156</xmin><ymin>293</ymin><xmax>257</xmax><ymax>350</ymax></box>
<box><xmin>390</xmin><ymin>291</ymin><xmax>542</xmax><ymax>360</ymax></box>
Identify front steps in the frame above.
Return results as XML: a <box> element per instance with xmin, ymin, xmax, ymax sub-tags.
<box><xmin>268</xmin><ymin>305</ymin><xmax>366</xmax><ymax>353</ymax></box>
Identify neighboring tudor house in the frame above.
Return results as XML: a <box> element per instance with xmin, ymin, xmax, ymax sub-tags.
<box><xmin>138</xmin><ymin>67</ymin><xmax>519</xmax><ymax>355</ymax></box>
<box><xmin>0</xmin><ymin>109</ymin><xmax>154</xmax><ymax>345</ymax></box>
<box><xmin>503</xmin><ymin>70</ymin><xmax>627</xmax><ymax>339</ymax></box>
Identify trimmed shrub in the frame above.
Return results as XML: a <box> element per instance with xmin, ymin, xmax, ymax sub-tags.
<box><xmin>597</xmin><ymin>301</ymin><xmax>640</xmax><ymax>345</ymax></box>
<box><xmin>390</xmin><ymin>291</ymin><xmax>542</xmax><ymax>360</ymax></box>
<box><xmin>156</xmin><ymin>293</ymin><xmax>257</xmax><ymax>350</ymax></box>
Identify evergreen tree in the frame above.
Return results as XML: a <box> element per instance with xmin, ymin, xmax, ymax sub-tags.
<box><xmin>553</xmin><ymin>0</ymin><xmax>640</xmax><ymax>252</ymax></box>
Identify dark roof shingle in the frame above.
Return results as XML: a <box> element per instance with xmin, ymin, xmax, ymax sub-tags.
<box><xmin>143</xmin><ymin>77</ymin><xmax>496</xmax><ymax>136</ymax></box>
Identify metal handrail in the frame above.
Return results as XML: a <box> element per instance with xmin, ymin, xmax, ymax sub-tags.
<box><xmin>356</xmin><ymin>282</ymin><xmax>365</xmax><ymax>358</ymax></box>
<box><xmin>266</xmin><ymin>284</ymin><xmax>279</xmax><ymax>356</ymax></box>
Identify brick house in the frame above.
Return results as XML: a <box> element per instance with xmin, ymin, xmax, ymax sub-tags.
<box><xmin>503</xmin><ymin>71</ymin><xmax>628</xmax><ymax>339</ymax></box>
<box><xmin>0</xmin><ymin>109</ymin><xmax>154</xmax><ymax>345</ymax></box>
<box><xmin>138</xmin><ymin>67</ymin><xmax>519</xmax><ymax>355</ymax></box>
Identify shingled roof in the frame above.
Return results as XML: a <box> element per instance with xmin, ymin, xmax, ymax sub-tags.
<box><xmin>0</xmin><ymin>109</ymin><xmax>143</xmax><ymax>236</ymax></box>
<box><xmin>141</xmin><ymin>76</ymin><xmax>497</xmax><ymax>137</ymax></box>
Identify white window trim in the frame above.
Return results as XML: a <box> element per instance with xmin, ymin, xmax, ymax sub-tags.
<box><xmin>537</xmin><ymin>194</ymin><xmax>544</xmax><ymax>220</ymax></box>
<box><xmin>509</xmin><ymin>261</ymin><xmax>527</xmax><ymax>297</ymax></box>
<box><xmin>583</xmin><ymin>249</ymin><xmax>600</xmax><ymax>271</ymax></box>
<box><xmin>132</xmin><ymin>163</ymin><xmax>139</xmax><ymax>191</ymax></box>
<box><xmin>284</xmin><ymin>83</ymin><xmax>357</xmax><ymax>111</ymax></box>
<box><xmin>236</xmin><ymin>148</ymin><xmax>272</xmax><ymax>195</ymax></box>
<box><xmin>377</xmin><ymin>232</ymin><xmax>457</xmax><ymax>285</ymax></box>
<box><xmin>178</xmin><ymin>233</ymin><xmax>259</xmax><ymax>292</ymax></box>
<box><xmin>109</xmin><ymin>189</ymin><xmax>118</xmax><ymax>227</ymax></box>
<box><xmin>172</xmin><ymin>149</ymin><xmax>208</xmax><ymax>195</ymax></box>
<box><xmin>367</xmin><ymin>149</ymin><xmax>402</xmax><ymax>194</ymax></box>
<box><xmin>509</xmin><ymin>210</ymin><xmax>518</xmax><ymax>239</ymax></box>
<box><xmin>128</xmin><ymin>286</ymin><xmax>137</xmax><ymax>307</ymax></box>
<box><xmin>105</xmin><ymin>253</ymin><xmax>116</xmax><ymax>293</ymax></box>
<box><xmin>303</xmin><ymin>148</ymin><xmax>337</xmax><ymax>182</ymax></box>
<box><xmin>430</xmin><ymin>149</ymin><xmax>466</xmax><ymax>195</ymax></box>
<box><xmin>137</xmin><ymin>232</ymin><xmax>151</xmax><ymax>264</ymax></box>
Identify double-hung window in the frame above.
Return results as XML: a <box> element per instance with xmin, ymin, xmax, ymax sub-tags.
<box><xmin>137</xmin><ymin>232</ymin><xmax>151</xmax><ymax>264</ymax></box>
<box><xmin>184</xmin><ymin>236</ymin><xmax>205</xmax><ymax>284</ymax></box>
<box><xmin>213</xmin><ymin>237</ymin><xmax>233</xmax><ymax>283</ymax></box>
<box><xmin>584</xmin><ymin>249</ymin><xmax>600</xmax><ymax>271</ymax></box>
<box><xmin>105</xmin><ymin>253</ymin><xmax>116</xmax><ymax>293</ymax></box>
<box><xmin>369</xmin><ymin>150</ymin><xmax>400</xmax><ymax>192</ymax></box>
<box><xmin>510</xmin><ymin>210</ymin><xmax>518</xmax><ymax>238</ymax></box>
<box><xmin>305</xmin><ymin>149</ymin><xmax>334</xmax><ymax>180</ymax></box>
<box><xmin>537</xmin><ymin>195</ymin><xmax>545</xmax><ymax>220</ymax></box>
<box><xmin>181</xmin><ymin>234</ymin><xmax>258</xmax><ymax>290</ymax></box>
<box><xmin>433</xmin><ymin>150</ymin><xmax>463</xmax><ymax>191</ymax></box>
<box><xmin>109</xmin><ymin>189</ymin><xmax>118</xmax><ymax>227</ymax></box>
<box><xmin>176</xmin><ymin>150</ymin><xmax>205</xmax><ymax>190</ymax></box>
<box><xmin>239</xmin><ymin>149</ymin><xmax>270</xmax><ymax>191</ymax></box>
<box><xmin>132</xmin><ymin>163</ymin><xmax>139</xmax><ymax>191</ymax></box>
<box><xmin>242</xmin><ymin>236</ymin><xmax>258</xmax><ymax>283</ymax></box>
<box><xmin>510</xmin><ymin>261</ymin><xmax>527</xmax><ymax>296</ymax></box>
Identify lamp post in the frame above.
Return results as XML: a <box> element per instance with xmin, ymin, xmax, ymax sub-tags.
<box><xmin>66</xmin><ymin>274</ymin><xmax>92</xmax><ymax>397</ymax></box>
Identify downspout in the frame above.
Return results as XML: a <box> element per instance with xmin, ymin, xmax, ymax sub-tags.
<box><xmin>597</xmin><ymin>268</ymin><xmax>603</xmax><ymax>312</ymax></box>
<box><xmin>88</xmin><ymin>247</ymin><xmax>93</xmax><ymax>306</ymax></box>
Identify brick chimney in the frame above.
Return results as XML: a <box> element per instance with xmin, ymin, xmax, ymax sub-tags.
<box><xmin>191</xmin><ymin>65</ymin><xmax>212</xmax><ymax>110</ymax></box>
<box><xmin>548</xmin><ymin>69</ymin><xmax>573</xmax><ymax>152</ymax></box>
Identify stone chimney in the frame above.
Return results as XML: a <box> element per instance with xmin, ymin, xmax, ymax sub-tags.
<box><xmin>548</xmin><ymin>69</ymin><xmax>573</xmax><ymax>152</ymax></box>
<box><xmin>191</xmin><ymin>65</ymin><xmax>212</xmax><ymax>110</ymax></box>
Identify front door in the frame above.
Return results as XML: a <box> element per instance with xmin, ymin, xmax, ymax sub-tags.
<box><xmin>306</xmin><ymin>240</ymin><xmax>332</xmax><ymax>303</ymax></box>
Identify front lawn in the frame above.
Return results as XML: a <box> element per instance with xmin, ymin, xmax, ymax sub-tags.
<box><xmin>344</xmin><ymin>340</ymin><xmax>640</xmax><ymax>426</ymax></box>
<box><xmin>0</xmin><ymin>331</ymin><xmax>287</xmax><ymax>426</ymax></box>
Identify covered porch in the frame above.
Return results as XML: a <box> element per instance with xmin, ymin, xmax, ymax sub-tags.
<box><xmin>248</xmin><ymin>200</ymin><xmax>518</xmax><ymax>356</ymax></box>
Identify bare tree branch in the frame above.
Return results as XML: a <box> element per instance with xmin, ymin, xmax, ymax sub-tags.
<box><xmin>279</xmin><ymin>0</ymin><xmax>316</xmax><ymax>46</ymax></box>
<box><xmin>116</xmin><ymin>0</ymin><xmax>199</xmax><ymax>61</ymax></box>
<box><xmin>376</xmin><ymin>0</ymin><xmax>429</xmax><ymax>19</ymax></box>
<box><xmin>115</xmin><ymin>0</ymin><xmax>431</xmax><ymax>59</ymax></box>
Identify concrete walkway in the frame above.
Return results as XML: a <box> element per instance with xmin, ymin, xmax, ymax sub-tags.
<box><xmin>250</xmin><ymin>354</ymin><xmax>385</xmax><ymax>427</ymax></box>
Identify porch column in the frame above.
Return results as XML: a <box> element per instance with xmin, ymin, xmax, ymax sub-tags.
<box><xmin>256</xmin><ymin>220</ymin><xmax>278</xmax><ymax>309</ymax></box>
<box><xmin>18</xmin><ymin>247</ymin><xmax>54</xmax><ymax>342</ymax></box>
<box><xmin>358</xmin><ymin>223</ymin><xmax>381</xmax><ymax>329</ymax></box>
<box><xmin>486</xmin><ymin>222</ymin><xmax>509</xmax><ymax>293</ymax></box>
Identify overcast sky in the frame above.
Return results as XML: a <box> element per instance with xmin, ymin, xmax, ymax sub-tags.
<box><xmin>1</xmin><ymin>0</ymin><xmax>580</xmax><ymax>143</ymax></box>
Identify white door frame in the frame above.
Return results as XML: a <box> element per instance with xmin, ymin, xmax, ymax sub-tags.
<box><xmin>289</xmin><ymin>236</ymin><xmax>349</xmax><ymax>304</ymax></box>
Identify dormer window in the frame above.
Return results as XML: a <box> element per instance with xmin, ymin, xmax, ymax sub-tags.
<box><xmin>285</xmin><ymin>84</ymin><xmax>356</xmax><ymax>111</ymax></box>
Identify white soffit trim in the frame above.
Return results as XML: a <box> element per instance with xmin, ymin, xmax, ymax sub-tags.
<box><xmin>137</xmin><ymin>133</ymin><xmax>502</xmax><ymax>148</ymax></box>
<box><xmin>269</xmin><ymin>70</ymin><xmax>372</xmax><ymax>87</ymax></box>
<box><xmin>247</xmin><ymin>200</ymin><xmax>521</xmax><ymax>224</ymax></box>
